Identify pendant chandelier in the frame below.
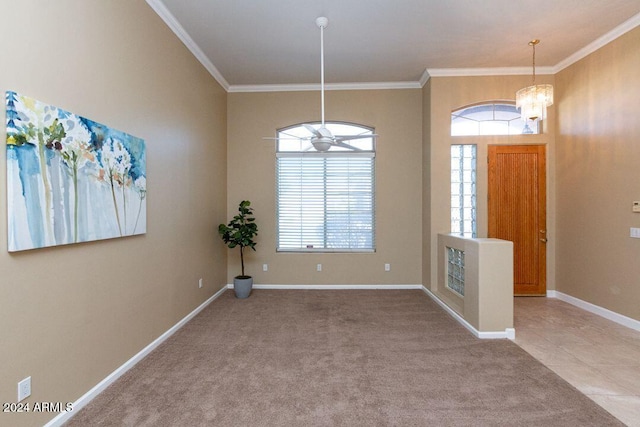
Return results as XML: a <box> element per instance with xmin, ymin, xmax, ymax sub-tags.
<box><xmin>516</xmin><ymin>39</ymin><xmax>553</xmax><ymax>122</ymax></box>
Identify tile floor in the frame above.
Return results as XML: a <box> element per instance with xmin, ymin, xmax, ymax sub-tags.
<box><xmin>514</xmin><ymin>297</ymin><xmax>640</xmax><ymax>426</ymax></box>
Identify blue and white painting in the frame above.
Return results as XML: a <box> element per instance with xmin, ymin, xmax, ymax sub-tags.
<box><xmin>6</xmin><ymin>91</ymin><xmax>146</xmax><ymax>251</ymax></box>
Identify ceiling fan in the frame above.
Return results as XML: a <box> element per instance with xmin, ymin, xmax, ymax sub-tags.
<box><xmin>265</xmin><ymin>17</ymin><xmax>377</xmax><ymax>152</ymax></box>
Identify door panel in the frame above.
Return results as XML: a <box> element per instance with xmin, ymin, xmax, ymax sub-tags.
<box><xmin>488</xmin><ymin>145</ymin><xmax>546</xmax><ymax>295</ymax></box>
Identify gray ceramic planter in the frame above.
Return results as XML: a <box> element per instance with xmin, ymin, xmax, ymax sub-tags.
<box><xmin>233</xmin><ymin>276</ymin><xmax>253</xmax><ymax>299</ymax></box>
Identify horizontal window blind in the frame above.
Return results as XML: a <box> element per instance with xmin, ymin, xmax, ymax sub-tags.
<box><xmin>277</xmin><ymin>152</ymin><xmax>375</xmax><ymax>251</ymax></box>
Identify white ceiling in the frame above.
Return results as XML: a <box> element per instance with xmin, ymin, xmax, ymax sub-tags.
<box><xmin>147</xmin><ymin>0</ymin><xmax>640</xmax><ymax>91</ymax></box>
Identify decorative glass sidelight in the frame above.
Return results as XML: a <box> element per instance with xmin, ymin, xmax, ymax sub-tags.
<box><xmin>446</xmin><ymin>246</ymin><xmax>465</xmax><ymax>296</ymax></box>
<box><xmin>451</xmin><ymin>144</ymin><xmax>476</xmax><ymax>238</ymax></box>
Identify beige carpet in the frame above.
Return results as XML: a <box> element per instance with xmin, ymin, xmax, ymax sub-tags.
<box><xmin>66</xmin><ymin>290</ymin><xmax>623</xmax><ymax>426</ymax></box>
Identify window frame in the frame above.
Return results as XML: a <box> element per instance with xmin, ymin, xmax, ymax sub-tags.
<box><xmin>451</xmin><ymin>101</ymin><xmax>539</xmax><ymax>136</ymax></box>
<box><xmin>275</xmin><ymin>122</ymin><xmax>376</xmax><ymax>253</ymax></box>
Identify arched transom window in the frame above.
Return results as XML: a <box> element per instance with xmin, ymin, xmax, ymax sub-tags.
<box><xmin>451</xmin><ymin>102</ymin><xmax>539</xmax><ymax>136</ymax></box>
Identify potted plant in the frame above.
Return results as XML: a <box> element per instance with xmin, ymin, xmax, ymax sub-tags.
<box><xmin>218</xmin><ymin>200</ymin><xmax>258</xmax><ymax>298</ymax></box>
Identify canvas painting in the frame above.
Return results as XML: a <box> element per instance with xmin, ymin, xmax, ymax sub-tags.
<box><xmin>5</xmin><ymin>91</ymin><xmax>146</xmax><ymax>251</ymax></box>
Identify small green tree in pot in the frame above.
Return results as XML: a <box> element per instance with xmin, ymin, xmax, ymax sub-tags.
<box><xmin>218</xmin><ymin>200</ymin><xmax>258</xmax><ymax>298</ymax></box>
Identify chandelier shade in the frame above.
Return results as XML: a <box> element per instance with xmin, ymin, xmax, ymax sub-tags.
<box><xmin>517</xmin><ymin>39</ymin><xmax>553</xmax><ymax>122</ymax></box>
<box><xmin>516</xmin><ymin>83</ymin><xmax>554</xmax><ymax>121</ymax></box>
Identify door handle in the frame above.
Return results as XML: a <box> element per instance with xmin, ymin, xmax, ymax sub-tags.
<box><xmin>540</xmin><ymin>238</ymin><xmax>548</xmax><ymax>243</ymax></box>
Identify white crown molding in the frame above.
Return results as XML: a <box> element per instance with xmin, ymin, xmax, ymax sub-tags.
<box><xmin>145</xmin><ymin>0</ymin><xmax>230</xmax><ymax>91</ymax></box>
<box><xmin>228</xmin><ymin>81</ymin><xmax>421</xmax><ymax>93</ymax></box>
<box><xmin>419</xmin><ymin>69</ymin><xmax>431</xmax><ymax>87</ymax></box>
<box><xmin>426</xmin><ymin>66</ymin><xmax>555</xmax><ymax>78</ymax></box>
<box><xmin>228</xmin><ymin>83</ymin><xmax>318</xmax><ymax>93</ymax></box>
<box><xmin>553</xmin><ymin>11</ymin><xmax>640</xmax><ymax>73</ymax></box>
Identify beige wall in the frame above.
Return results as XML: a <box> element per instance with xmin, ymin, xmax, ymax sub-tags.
<box><xmin>422</xmin><ymin>80</ymin><xmax>433</xmax><ymax>288</ymax></box>
<box><xmin>555</xmin><ymin>26</ymin><xmax>640</xmax><ymax>320</ymax></box>
<box><xmin>0</xmin><ymin>1</ymin><xmax>227</xmax><ymax>425</ymax></box>
<box><xmin>1</xmin><ymin>2</ymin><xmax>638</xmax><ymax>424</ymax></box>
<box><xmin>226</xmin><ymin>89</ymin><xmax>423</xmax><ymax>285</ymax></box>
<box><xmin>425</xmin><ymin>74</ymin><xmax>557</xmax><ymax>293</ymax></box>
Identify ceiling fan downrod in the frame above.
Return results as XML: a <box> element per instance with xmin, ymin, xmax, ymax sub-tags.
<box><xmin>316</xmin><ymin>17</ymin><xmax>328</xmax><ymax>128</ymax></box>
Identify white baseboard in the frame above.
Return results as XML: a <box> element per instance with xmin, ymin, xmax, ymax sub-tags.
<box><xmin>233</xmin><ymin>283</ymin><xmax>423</xmax><ymax>290</ymax></box>
<box><xmin>421</xmin><ymin>286</ymin><xmax>515</xmax><ymax>340</ymax></box>
<box><xmin>547</xmin><ymin>290</ymin><xmax>640</xmax><ymax>332</ymax></box>
<box><xmin>45</xmin><ymin>286</ymin><xmax>228</xmax><ymax>427</ymax></box>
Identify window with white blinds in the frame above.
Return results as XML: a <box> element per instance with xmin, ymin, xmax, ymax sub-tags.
<box><xmin>276</xmin><ymin>123</ymin><xmax>376</xmax><ymax>252</ymax></box>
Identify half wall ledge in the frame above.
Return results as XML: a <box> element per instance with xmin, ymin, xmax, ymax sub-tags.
<box><xmin>429</xmin><ymin>233</ymin><xmax>514</xmax><ymax>339</ymax></box>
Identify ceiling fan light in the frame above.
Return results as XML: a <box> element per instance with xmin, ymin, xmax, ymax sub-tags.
<box><xmin>312</xmin><ymin>140</ymin><xmax>332</xmax><ymax>152</ymax></box>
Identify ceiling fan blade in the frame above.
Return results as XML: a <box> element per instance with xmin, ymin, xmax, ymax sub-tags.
<box><xmin>333</xmin><ymin>141</ymin><xmax>363</xmax><ymax>151</ymax></box>
<box><xmin>303</xmin><ymin>123</ymin><xmax>322</xmax><ymax>137</ymax></box>
<box><xmin>333</xmin><ymin>134</ymin><xmax>378</xmax><ymax>142</ymax></box>
<box><xmin>262</xmin><ymin>136</ymin><xmax>313</xmax><ymax>141</ymax></box>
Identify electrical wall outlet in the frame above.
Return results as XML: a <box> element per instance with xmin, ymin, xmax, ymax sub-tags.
<box><xmin>263</xmin><ymin>264</ymin><xmax>268</xmax><ymax>272</ymax></box>
<box><xmin>18</xmin><ymin>377</ymin><xmax>31</xmax><ymax>402</ymax></box>
<box><xmin>631</xmin><ymin>228</ymin><xmax>640</xmax><ymax>239</ymax></box>
<box><xmin>385</xmin><ymin>263</ymin><xmax>391</xmax><ymax>272</ymax></box>
<box><xmin>317</xmin><ymin>264</ymin><xmax>322</xmax><ymax>272</ymax></box>
<box><xmin>198</xmin><ymin>278</ymin><xmax>203</xmax><ymax>288</ymax></box>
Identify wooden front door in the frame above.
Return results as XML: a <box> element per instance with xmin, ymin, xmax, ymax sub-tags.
<box><xmin>488</xmin><ymin>145</ymin><xmax>546</xmax><ymax>295</ymax></box>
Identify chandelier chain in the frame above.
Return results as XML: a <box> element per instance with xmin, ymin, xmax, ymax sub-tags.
<box><xmin>529</xmin><ymin>39</ymin><xmax>539</xmax><ymax>84</ymax></box>
<box><xmin>532</xmin><ymin>43</ymin><xmax>536</xmax><ymax>83</ymax></box>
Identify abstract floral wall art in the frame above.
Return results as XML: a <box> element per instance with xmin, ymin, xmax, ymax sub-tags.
<box><xmin>5</xmin><ymin>91</ymin><xmax>146</xmax><ymax>251</ymax></box>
